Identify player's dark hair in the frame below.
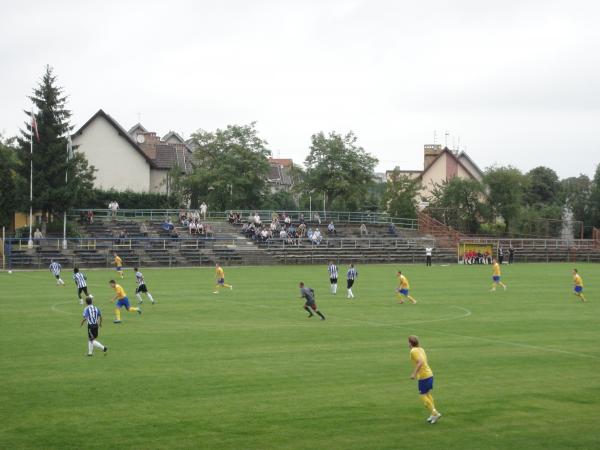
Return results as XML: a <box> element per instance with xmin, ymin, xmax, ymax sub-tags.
<box><xmin>133</xmin><ymin>267</ymin><xmax>138</xmax><ymax>271</ymax></box>
<box><xmin>573</xmin><ymin>268</ymin><xmax>578</xmax><ymax>273</ymax></box>
<box><xmin>85</xmin><ymin>296</ymin><xmax>93</xmax><ymax>305</ymax></box>
<box><xmin>73</xmin><ymin>267</ymin><xmax>79</xmax><ymax>273</ymax></box>
<box><xmin>299</xmin><ymin>281</ymin><xmax>305</xmax><ymax>287</ymax></box>
<box><xmin>408</xmin><ymin>335</ymin><xmax>419</xmax><ymax>347</ymax></box>
<box><xmin>109</xmin><ymin>279</ymin><xmax>116</xmax><ymax>284</ymax></box>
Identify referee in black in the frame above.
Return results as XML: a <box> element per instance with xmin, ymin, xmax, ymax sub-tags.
<box><xmin>80</xmin><ymin>297</ymin><xmax>108</xmax><ymax>356</ymax></box>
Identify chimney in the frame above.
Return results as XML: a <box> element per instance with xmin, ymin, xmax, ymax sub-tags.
<box><xmin>423</xmin><ymin>144</ymin><xmax>442</xmax><ymax>169</ymax></box>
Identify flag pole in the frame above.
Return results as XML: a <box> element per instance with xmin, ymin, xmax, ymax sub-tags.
<box><xmin>27</xmin><ymin>107</ymin><xmax>34</xmax><ymax>249</ymax></box>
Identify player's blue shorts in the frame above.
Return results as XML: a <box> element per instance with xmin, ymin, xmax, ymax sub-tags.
<box><xmin>116</xmin><ymin>266</ymin><xmax>122</xmax><ymax>272</ymax></box>
<box><xmin>418</xmin><ymin>376</ymin><xmax>434</xmax><ymax>394</ymax></box>
<box><xmin>399</xmin><ymin>288</ymin><xmax>409</xmax><ymax>296</ymax></box>
<box><xmin>217</xmin><ymin>278</ymin><xmax>225</xmax><ymax>285</ymax></box>
<box><xmin>493</xmin><ymin>276</ymin><xmax>500</xmax><ymax>282</ymax></box>
<box><xmin>574</xmin><ymin>286</ymin><xmax>583</xmax><ymax>293</ymax></box>
<box><xmin>116</xmin><ymin>297</ymin><xmax>130</xmax><ymax>309</ymax></box>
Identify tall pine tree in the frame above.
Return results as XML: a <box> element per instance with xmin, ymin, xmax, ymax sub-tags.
<box><xmin>17</xmin><ymin>65</ymin><xmax>95</xmax><ymax>223</ymax></box>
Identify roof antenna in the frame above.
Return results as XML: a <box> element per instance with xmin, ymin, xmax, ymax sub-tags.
<box><xmin>457</xmin><ymin>136</ymin><xmax>461</xmax><ymax>152</ymax></box>
<box><xmin>433</xmin><ymin>130</ymin><xmax>437</xmax><ymax>145</ymax></box>
<box><xmin>444</xmin><ymin>130</ymin><xmax>449</xmax><ymax>148</ymax></box>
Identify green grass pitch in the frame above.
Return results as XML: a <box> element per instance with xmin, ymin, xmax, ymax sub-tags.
<box><xmin>1</xmin><ymin>262</ymin><xmax>599</xmax><ymax>450</ymax></box>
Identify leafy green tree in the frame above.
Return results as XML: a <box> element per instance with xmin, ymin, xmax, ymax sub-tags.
<box><xmin>261</xmin><ymin>191</ymin><xmax>297</xmax><ymax>210</ymax></box>
<box><xmin>16</xmin><ymin>65</ymin><xmax>95</xmax><ymax>221</ymax></box>
<box><xmin>0</xmin><ymin>135</ymin><xmax>25</xmax><ymax>228</ymax></box>
<box><xmin>429</xmin><ymin>177</ymin><xmax>486</xmax><ymax>233</ymax></box>
<box><xmin>186</xmin><ymin>123</ymin><xmax>271</xmax><ymax>210</ymax></box>
<box><xmin>381</xmin><ymin>168</ymin><xmax>421</xmax><ymax>218</ymax></box>
<box><xmin>524</xmin><ymin>166</ymin><xmax>561</xmax><ymax>207</ymax></box>
<box><xmin>303</xmin><ymin>131</ymin><xmax>378</xmax><ymax>211</ymax></box>
<box><xmin>589</xmin><ymin>164</ymin><xmax>600</xmax><ymax>228</ymax></box>
<box><xmin>484</xmin><ymin>166</ymin><xmax>526</xmax><ymax>233</ymax></box>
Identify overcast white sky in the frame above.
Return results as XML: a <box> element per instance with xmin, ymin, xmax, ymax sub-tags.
<box><xmin>1</xmin><ymin>0</ymin><xmax>599</xmax><ymax>177</ymax></box>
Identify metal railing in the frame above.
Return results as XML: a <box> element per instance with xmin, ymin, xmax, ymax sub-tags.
<box><xmin>459</xmin><ymin>237</ymin><xmax>597</xmax><ymax>249</ymax></box>
<box><xmin>71</xmin><ymin>209</ymin><xmax>419</xmax><ymax>229</ymax></box>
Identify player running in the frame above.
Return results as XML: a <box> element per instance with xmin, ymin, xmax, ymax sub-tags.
<box><xmin>408</xmin><ymin>335</ymin><xmax>441</xmax><ymax>424</ymax></box>
<box><xmin>490</xmin><ymin>258</ymin><xmax>507</xmax><ymax>292</ymax></box>
<box><xmin>213</xmin><ymin>263</ymin><xmax>233</xmax><ymax>294</ymax></box>
<box><xmin>299</xmin><ymin>282</ymin><xmax>326</xmax><ymax>320</ymax></box>
<box><xmin>80</xmin><ymin>296</ymin><xmax>107</xmax><ymax>357</ymax></box>
<box><xmin>73</xmin><ymin>267</ymin><xmax>91</xmax><ymax>306</ymax></box>
<box><xmin>49</xmin><ymin>259</ymin><xmax>65</xmax><ymax>286</ymax></box>
<box><xmin>109</xmin><ymin>280</ymin><xmax>141</xmax><ymax>323</ymax></box>
<box><xmin>396</xmin><ymin>271</ymin><xmax>417</xmax><ymax>304</ymax></box>
<box><xmin>572</xmin><ymin>269</ymin><xmax>587</xmax><ymax>302</ymax></box>
<box><xmin>113</xmin><ymin>252</ymin><xmax>124</xmax><ymax>279</ymax></box>
<box><xmin>346</xmin><ymin>264</ymin><xmax>358</xmax><ymax>299</ymax></box>
<box><xmin>134</xmin><ymin>267</ymin><xmax>156</xmax><ymax>305</ymax></box>
<box><xmin>328</xmin><ymin>261</ymin><xmax>338</xmax><ymax>295</ymax></box>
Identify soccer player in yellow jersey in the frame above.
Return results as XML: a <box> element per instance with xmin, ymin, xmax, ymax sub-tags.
<box><xmin>396</xmin><ymin>271</ymin><xmax>417</xmax><ymax>304</ymax></box>
<box><xmin>408</xmin><ymin>335</ymin><xmax>441</xmax><ymax>424</ymax></box>
<box><xmin>490</xmin><ymin>258</ymin><xmax>507</xmax><ymax>291</ymax></box>
<box><xmin>113</xmin><ymin>252</ymin><xmax>124</xmax><ymax>279</ymax></box>
<box><xmin>109</xmin><ymin>279</ymin><xmax>141</xmax><ymax>323</ymax></box>
<box><xmin>213</xmin><ymin>263</ymin><xmax>233</xmax><ymax>294</ymax></box>
<box><xmin>572</xmin><ymin>269</ymin><xmax>587</xmax><ymax>302</ymax></box>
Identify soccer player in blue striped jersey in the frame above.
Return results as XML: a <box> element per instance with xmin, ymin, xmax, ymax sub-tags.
<box><xmin>346</xmin><ymin>264</ymin><xmax>358</xmax><ymax>299</ymax></box>
<box><xmin>80</xmin><ymin>296</ymin><xmax>107</xmax><ymax>356</ymax></box>
<box><xmin>328</xmin><ymin>261</ymin><xmax>338</xmax><ymax>295</ymax></box>
<box><xmin>133</xmin><ymin>267</ymin><xmax>155</xmax><ymax>304</ymax></box>
<box><xmin>49</xmin><ymin>260</ymin><xmax>65</xmax><ymax>286</ymax></box>
<box><xmin>73</xmin><ymin>267</ymin><xmax>90</xmax><ymax>306</ymax></box>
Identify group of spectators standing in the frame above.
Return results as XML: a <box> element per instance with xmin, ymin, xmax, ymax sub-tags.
<box><xmin>463</xmin><ymin>245</ymin><xmax>515</xmax><ymax>265</ymax></box>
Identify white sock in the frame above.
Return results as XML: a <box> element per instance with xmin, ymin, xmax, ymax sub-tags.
<box><xmin>93</xmin><ymin>340</ymin><xmax>105</xmax><ymax>350</ymax></box>
<box><xmin>87</xmin><ymin>341</ymin><xmax>93</xmax><ymax>355</ymax></box>
<box><xmin>136</xmin><ymin>293</ymin><xmax>143</xmax><ymax>303</ymax></box>
<box><xmin>349</xmin><ymin>289</ymin><xmax>354</xmax><ymax>298</ymax></box>
<box><xmin>334</xmin><ymin>284</ymin><xmax>337</xmax><ymax>294</ymax></box>
<box><xmin>147</xmin><ymin>293</ymin><xmax>155</xmax><ymax>303</ymax></box>
<box><xmin>59</xmin><ymin>278</ymin><xmax>64</xmax><ymax>285</ymax></box>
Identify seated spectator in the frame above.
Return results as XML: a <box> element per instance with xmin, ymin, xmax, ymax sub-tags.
<box><xmin>311</xmin><ymin>228</ymin><xmax>322</xmax><ymax>245</ymax></box>
<box><xmin>296</xmin><ymin>223</ymin><xmax>306</xmax><ymax>237</ymax></box>
<box><xmin>198</xmin><ymin>223</ymin><xmax>205</xmax><ymax>235</ymax></box>
<box><xmin>388</xmin><ymin>223</ymin><xmax>397</xmax><ymax>236</ymax></box>
<box><xmin>284</xmin><ymin>215</ymin><xmax>291</xmax><ymax>226</ymax></box>
<box><xmin>228</xmin><ymin>212</ymin><xmax>235</xmax><ymax>224</ymax></box>
<box><xmin>204</xmin><ymin>224</ymin><xmax>213</xmax><ymax>237</ymax></box>
<box><xmin>307</xmin><ymin>227</ymin><xmax>314</xmax><ymax>239</ymax></box>
<box><xmin>162</xmin><ymin>219</ymin><xmax>174</xmax><ymax>232</ymax></box>
<box><xmin>313</xmin><ymin>212</ymin><xmax>321</xmax><ymax>224</ymax></box>
<box><xmin>140</xmin><ymin>222</ymin><xmax>148</xmax><ymax>237</ymax></box>
<box><xmin>279</xmin><ymin>229</ymin><xmax>287</xmax><ymax>239</ymax></box>
<box><xmin>253</xmin><ymin>212</ymin><xmax>262</xmax><ymax>226</ymax></box>
<box><xmin>188</xmin><ymin>220</ymin><xmax>196</xmax><ymax>235</ymax></box>
<box><xmin>360</xmin><ymin>223</ymin><xmax>368</xmax><ymax>236</ymax></box>
<box><xmin>298</xmin><ymin>213</ymin><xmax>305</xmax><ymax>224</ymax></box>
<box><xmin>327</xmin><ymin>221</ymin><xmax>336</xmax><ymax>235</ymax></box>
<box><xmin>87</xmin><ymin>210</ymin><xmax>94</xmax><ymax>224</ymax></box>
